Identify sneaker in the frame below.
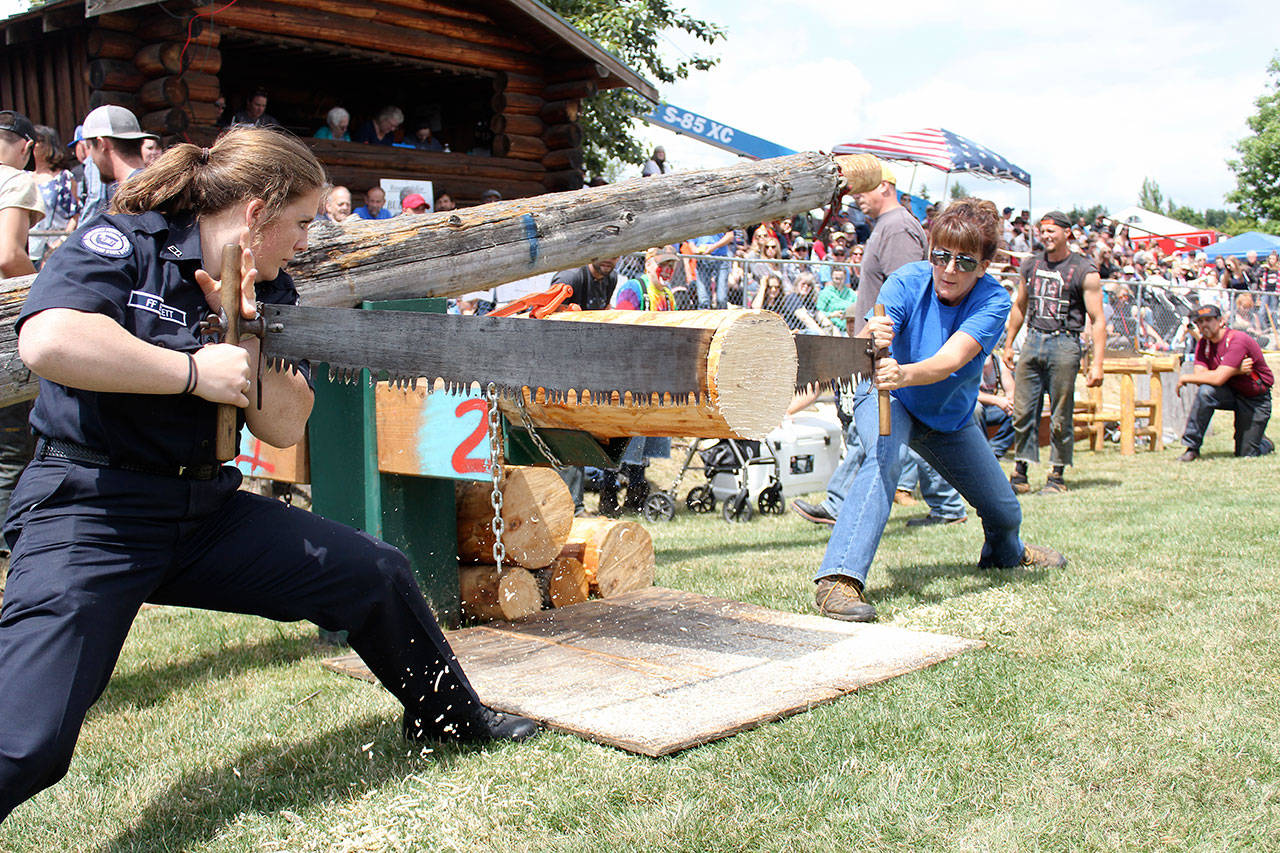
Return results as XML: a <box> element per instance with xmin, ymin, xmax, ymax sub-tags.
<box><xmin>1177</xmin><ymin>449</ymin><xmax>1199</xmax><ymax>462</ymax></box>
<box><xmin>906</xmin><ymin>513</ymin><xmax>968</xmax><ymax>527</ymax></box>
<box><xmin>893</xmin><ymin>489</ymin><xmax>918</xmax><ymax>506</ymax></box>
<box><xmin>404</xmin><ymin>707</ymin><xmax>540</xmax><ymax>744</ymax></box>
<box><xmin>813</xmin><ymin>575</ymin><xmax>876</xmax><ymax>622</ymax></box>
<box><xmin>1020</xmin><ymin>543</ymin><xmax>1067</xmax><ymax>569</ymax></box>
<box><xmin>1037</xmin><ymin>477</ymin><xmax>1067</xmax><ymax>495</ymax></box>
<box><xmin>791</xmin><ymin>498</ymin><xmax>836</xmax><ymax>526</ymax></box>
<box><xmin>1009</xmin><ymin>472</ymin><xmax>1030</xmax><ymax>494</ymax></box>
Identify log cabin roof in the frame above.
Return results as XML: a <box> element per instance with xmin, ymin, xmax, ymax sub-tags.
<box><xmin>1</xmin><ymin>0</ymin><xmax>658</xmax><ymax>102</ymax></box>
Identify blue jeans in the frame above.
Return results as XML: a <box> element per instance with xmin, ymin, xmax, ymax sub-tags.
<box><xmin>816</xmin><ymin>385</ymin><xmax>1024</xmax><ymax>584</ymax></box>
<box><xmin>1012</xmin><ymin>329</ymin><xmax>1082</xmax><ymax>468</ymax></box>
<box><xmin>974</xmin><ymin>402</ymin><xmax>1015</xmax><ymax>458</ymax></box>
<box><xmin>1181</xmin><ymin>384</ymin><xmax>1273</xmax><ymax>457</ymax></box>
<box><xmin>696</xmin><ymin>261</ymin><xmax>729</xmax><ymax>309</ymax></box>
<box><xmin>825</xmin><ymin>426</ymin><xmax>964</xmax><ymax>520</ymax></box>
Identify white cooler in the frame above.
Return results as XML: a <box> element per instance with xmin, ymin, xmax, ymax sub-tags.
<box><xmin>767</xmin><ymin>411</ymin><xmax>843</xmax><ymax>497</ymax></box>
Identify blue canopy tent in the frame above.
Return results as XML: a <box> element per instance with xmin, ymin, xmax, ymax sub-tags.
<box><xmin>1203</xmin><ymin>231</ymin><xmax>1280</xmax><ymax>260</ymax></box>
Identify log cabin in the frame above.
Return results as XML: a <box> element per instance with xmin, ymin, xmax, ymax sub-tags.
<box><xmin>0</xmin><ymin>0</ymin><xmax>656</xmax><ymax>204</ymax></box>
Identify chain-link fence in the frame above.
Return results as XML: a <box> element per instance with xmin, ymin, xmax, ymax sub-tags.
<box><xmin>613</xmin><ymin>253</ymin><xmax>863</xmax><ymax>333</ymax></box>
<box><xmin>1102</xmin><ymin>279</ymin><xmax>1277</xmax><ymax>357</ymax></box>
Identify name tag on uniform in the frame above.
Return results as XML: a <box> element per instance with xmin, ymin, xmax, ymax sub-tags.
<box><xmin>128</xmin><ymin>291</ymin><xmax>187</xmax><ymax>326</ymax></box>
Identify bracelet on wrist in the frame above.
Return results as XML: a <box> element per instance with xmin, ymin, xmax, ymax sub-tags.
<box><xmin>182</xmin><ymin>352</ymin><xmax>199</xmax><ymax>395</ymax></box>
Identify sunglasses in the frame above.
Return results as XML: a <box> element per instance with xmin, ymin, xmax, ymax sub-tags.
<box><xmin>929</xmin><ymin>248</ymin><xmax>980</xmax><ymax>273</ymax></box>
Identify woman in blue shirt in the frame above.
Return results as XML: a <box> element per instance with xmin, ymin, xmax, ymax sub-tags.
<box><xmin>814</xmin><ymin>199</ymin><xmax>1066</xmax><ymax>622</ymax></box>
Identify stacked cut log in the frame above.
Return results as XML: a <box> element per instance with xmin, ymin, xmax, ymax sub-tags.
<box><xmin>87</xmin><ymin>10</ymin><xmax>223</xmax><ymax>146</ymax></box>
<box><xmin>453</xmin><ymin>465</ymin><xmax>655</xmax><ymax>623</ymax></box>
<box><xmin>537</xmin><ymin>65</ymin><xmax>596</xmax><ymax>193</ymax></box>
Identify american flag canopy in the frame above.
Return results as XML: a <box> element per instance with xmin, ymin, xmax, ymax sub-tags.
<box><xmin>833</xmin><ymin>128</ymin><xmax>1031</xmax><ymax>187</ymax></box>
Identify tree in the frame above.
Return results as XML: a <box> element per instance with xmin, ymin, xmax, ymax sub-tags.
<box><xmin>1068</xmin><ymin>204</ymin><xmax>1108</xmax><ymax>226</ymax></box>
<box><xmin>949</xmin><ymin>182</ymin><xmax>968</xmax><ymax>200</ymax></box>
<box><xmin>1138</xmin><ymin>176</ymin><xmax>1164</xmax><ymax>212</ymax></box>
<box><xmin>1227</xmin><ymin>54</ymin><xmax>1280</xmax><ymax>227</ymax></box>
<box><xmin>543</xmin><ymin>1</ymin><xmax>724</xmax><ymax>177</ymax></box>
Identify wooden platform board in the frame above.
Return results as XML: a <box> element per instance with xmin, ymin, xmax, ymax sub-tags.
<box><xmin>322</xmin><ymin>587</ymin><xmax>983</xmax><ymax>756</ymax></box>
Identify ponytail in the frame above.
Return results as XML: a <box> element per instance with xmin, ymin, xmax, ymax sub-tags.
<box><xmin>112</xmin><ymin>126</ymin><xmax>326</xmax><ymax>223</ymax></box>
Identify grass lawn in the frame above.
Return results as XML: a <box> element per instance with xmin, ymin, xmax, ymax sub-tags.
<box><xmin>2</xmin><ymin>424</ymin><xmax>1278</xmax><ymax>852</ymax></box>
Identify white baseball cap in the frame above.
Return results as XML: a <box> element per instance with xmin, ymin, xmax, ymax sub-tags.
<box><xmin>81</xmin><ymin>105</ymin><xmax>157</xmax><ymax>141</ymax></box>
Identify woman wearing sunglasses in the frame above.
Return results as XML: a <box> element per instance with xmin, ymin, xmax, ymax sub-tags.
<box><xmin>812</xmin><ymin>198</ymin><xmax>1067</xmax><ymax>623</ymax></box>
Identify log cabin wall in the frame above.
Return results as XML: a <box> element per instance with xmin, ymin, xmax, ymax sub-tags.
<box><xmin>0</xmin><ymin>0</ymin><xmax>626</xmax><ymax>206</ymax></box>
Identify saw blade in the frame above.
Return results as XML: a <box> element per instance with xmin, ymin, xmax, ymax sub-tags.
<box><xmin>258</xmin><ymin>305</ymin><xmax>714</xmax><ymax>405</ymax></box>
<box><xmin>793</xmin><ymin>333</ymin><xmax>876</xmax><ymax>393</ymax></box>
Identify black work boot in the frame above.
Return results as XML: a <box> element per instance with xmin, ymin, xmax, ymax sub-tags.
<box><xmin>598</xmin><ymin>470</ymin><xmax>621</xmax><ymax>517</ymax></box>
<box><xmin>621</xmin><ymin>463</ymin><xmax>650</xmax><ymax>512</ymax></box>
<box><xmin>403</xmin><ymin>707</ymin><xmax>540</xmax><ymax>744</ymax></box>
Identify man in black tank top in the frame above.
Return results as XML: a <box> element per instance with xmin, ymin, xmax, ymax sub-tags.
<box><xmin>1002</xmin><ymin>211</ymin><xmax>1106</xmax><ymax>494</ymax></box>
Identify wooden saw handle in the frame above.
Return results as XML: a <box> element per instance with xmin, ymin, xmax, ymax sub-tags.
<box><xmin>214</xmin><ymin>243</ymin><xmax>242</xmax><ymax>462</ymax></box>
<box><xmin>874</xmin><ymin>304</ymin><xmax>890</xmax><ymax>436</ymax></box>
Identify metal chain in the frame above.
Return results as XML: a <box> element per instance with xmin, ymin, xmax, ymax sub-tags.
<box><xmin>485</xmin><ymin>383</ymin><xmax>505</xmax><ymax>572</ymax></box>
<box><xmin>514</xmin><ymin>393</ymin><xmax>566</xmax><ymax>470</ymax></box>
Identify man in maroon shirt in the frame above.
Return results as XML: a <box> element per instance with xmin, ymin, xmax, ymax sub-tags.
<box><xmin>1176</xmin><ymin>304</ymin><xmax>1274</xmax><ymax>460</ymax></box>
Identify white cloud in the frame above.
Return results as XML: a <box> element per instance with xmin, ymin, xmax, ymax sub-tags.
<box><xmin>646</xmin><ymin>0</ymin><xmax>1277</xmax><ymax>215</ymax></box>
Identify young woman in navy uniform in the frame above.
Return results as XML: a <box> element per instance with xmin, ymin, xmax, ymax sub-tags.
<box><xmin>0</xmin><ymin>127</ymin><xmax>535</xmax><ymax>822</ymax></box>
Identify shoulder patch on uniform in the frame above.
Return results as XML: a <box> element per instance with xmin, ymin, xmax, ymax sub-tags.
<box><xmin>81</xmin><ymin>225</ymin><xmax>133</xmax><ymax>258</ymax></box>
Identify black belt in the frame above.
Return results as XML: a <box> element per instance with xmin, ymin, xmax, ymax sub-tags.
<box><xmin>1028</xmin><ymin>327</ymin><xmax>1081</xmax><ymax>337</ymax></box>
<box><xmin>35</xmin><ymin>437</ymin><xmax>221</xmax><ymax>480</ymax></box>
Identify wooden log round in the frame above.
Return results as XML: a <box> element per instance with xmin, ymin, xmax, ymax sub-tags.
<box><xmin>87</xmin><ymin>30</ymin><xmax>142</xmax><ymax>61</ymax></box>
<box><xmin>181</xmin><ymin>71</ymin><xmax>221</xmax><ymax>104</ymax></box>
<box><xmin>544</xmin><ymin>123</ymin><xmax>583</xmax><ymax>151</ymax></box>
<box><xmin>491</xmin><ymin>91</ymin><xmax>544</xmax><ymax>116</ymax></box>
<box><xmin>535</xmin><ymin>556</ymin><xmax>589</xmax><ymax>608</ymax></box>
<box><xmin>455</xmin><ymin>466</ymin><xmax>573</xmax><ymax>569</ymax></box>
<box><xmin>489</xmin><ymin>113</ymin><xmax>545</xmax><ymax>138</ymax></box>
<box><xmin>542</xmin><ymin>169</ymin><xmax>584</xmax><ymax>193</ymax></box>
<box><xmin>88</xmin><ymin>59</ymin><xmax>145</xmax><ymax>92</ymax></box>
<box><xmin>500</xmin><ymin>310</ymin><xmax>797</xmax><ymax>440</ymax></box>
<box><xmin>140</xmin><ymin>108</ymin><xmax>189</xmax><ymax>136</ymax></box>
<box><xmin>543</xmin><ymin>79</ymin><xmax>597</xmax><ymax>102</ymax></box>
<box><xmin>88</xmin><ymin>89</ymin><xmax>141</xmax><ymax>113</ymax></box>
<box><xmin>559</xmin><ymin>518</ymin><xmax>654</xmax><ymax>598</ymax></box>
<box><xmin>491</xmin><ymin>133</ymin><xmax>548</xmax><ymax>161</ymax></box>
<box><xmin>542</xmin><ymin>148</ymin><xmax>584</xmax><ymax>173</ymax></box>
<box><xmin>135</xmin><ymin>42</ymin><xmax>223</xmax><ymax>76</ymax></box>
<box><xmin>186</xmin><ymin>101</ymin><xmax>224</xmax><ymax>126</ymax></box>
<box><xmin>139</xmin><ymin>76</ymin><xmax>189</xmax><ymax>111</ymax></box>
<box><xmin>459</xmin><ymin>565</ymin><xmax>542</xmax><ymax>622</ymax></box>
<box><xmin>539</xmin><ymin>99</ymin><xmax>579</xmax><ymax>125</ymax></box>
<box><xmin>493</xmin><ymin>71</ymin><xmax>545</xmax><ymax>94</ymax></box>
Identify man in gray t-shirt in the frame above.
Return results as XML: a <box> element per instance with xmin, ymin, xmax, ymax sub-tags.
<box><xmin>848</xmin><ymin>166</ymin><xmax>927</xmax><ymax>335</ymax></box>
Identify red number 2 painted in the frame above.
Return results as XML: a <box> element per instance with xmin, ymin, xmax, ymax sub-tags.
<box><xmin>451</xmin><ymin>398</ymin><xmax>490</xmax><ymax>474</ymax></box>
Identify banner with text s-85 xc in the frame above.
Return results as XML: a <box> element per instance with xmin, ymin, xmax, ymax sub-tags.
<box><xmin>643</xmin><ymin>103</ymin><xmax>796</xmax><ymax>162</ymax></box>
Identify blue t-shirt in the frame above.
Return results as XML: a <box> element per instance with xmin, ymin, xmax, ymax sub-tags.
<box><xmin>874</xmin><ymin>260</ymin><xmax>1010</xmax><ymax>432</ymax></box>
<box><xmin>691</xmin><ymin>232</ymin><xmax>731</xmax><ymax>258</ymax></box>
<box><xmin>352</xmin><ymin>206</ymin><xmax>393</xmax><ymax>220</ymax></box>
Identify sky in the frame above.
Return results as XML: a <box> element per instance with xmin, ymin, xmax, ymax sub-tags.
<box><xmin>635</xmin><ymin>0</ymin><xmax>1278</xmax><ymax>220</ymax></box>
<box><xmin>1</xmin><ymin>0</ymin><xmax>1271</xmax><ymax>221</ymax></box>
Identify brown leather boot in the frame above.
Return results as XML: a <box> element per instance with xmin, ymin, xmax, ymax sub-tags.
<box><xmin>813</xmin><ymin>575</ymin><xmax>876</xmax><ymax>622</ymax></box>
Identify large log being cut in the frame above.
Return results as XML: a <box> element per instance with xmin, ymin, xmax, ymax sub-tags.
<box><xmin>502</xmin><ymin>309</ymin><xmax>797</xmax><ymax>439</ymax></box>
<box><xmin>0</xmin><ymin>152</ymin><xmax>882</xmax><ymax>406</ymax></box>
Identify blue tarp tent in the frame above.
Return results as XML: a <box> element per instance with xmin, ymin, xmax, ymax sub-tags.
<box><xmin>1203</xmin><ymin>231</ymin><xmax>1280</xmax><ymax>260</ymax></box>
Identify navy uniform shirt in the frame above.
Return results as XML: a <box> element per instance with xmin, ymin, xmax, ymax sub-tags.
<box><xmin>17</xmin><ymin>211</ymin><xmax>309</xmax><ymax>470</ymax></box>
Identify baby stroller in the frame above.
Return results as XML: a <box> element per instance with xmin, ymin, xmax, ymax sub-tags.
<box><xmin>642</xmin><ymin>438</ymin><xmax>784</xmax><ymax>524</ymax></box>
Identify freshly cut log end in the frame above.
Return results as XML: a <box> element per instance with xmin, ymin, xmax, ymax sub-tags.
<box><xmin>707</xmin><ymin>310</ymin><xmax>798</xmax><ymax>439</ymax></box>
<box><xmin>455</xmin><ymin>466</ymin><xmax>574</xmax><ymax>569</ymax></box>
<box><xmin>562</xmin><ymin>518</ymin><xmax>654</xmax><ymax>599</ymax></box>
<box><xmin>459</xmin><ymin>565</ymin><xmax>542</xmax><ymax>623</ymax></box>
<box><xmin>520</xmin><ymin>309</ymin><xmax>796</xmax><ymax>440</ymax></box>
<box><xmin>836</xmin><ymin>153</ymin><xmax>885</xmax><ymax>195</ymax></box>
<box><xmin>546</xmin><ymin>556</ymin><xmax>589</xmax><ymax>607</ymax></box>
